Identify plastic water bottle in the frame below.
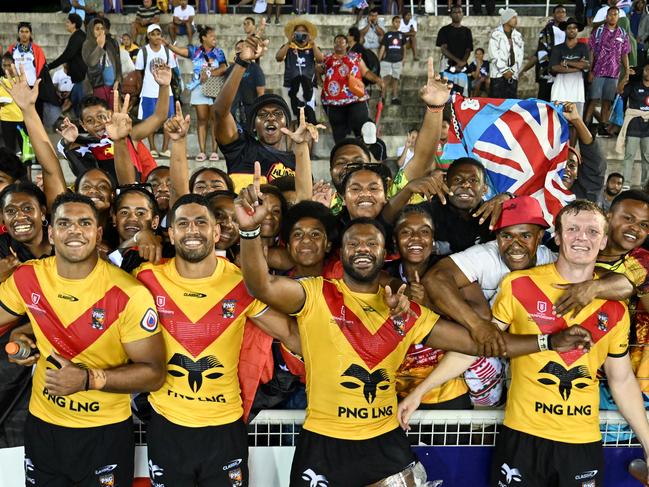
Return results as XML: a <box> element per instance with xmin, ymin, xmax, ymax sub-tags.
<box><xmin>5</xmin><ymin>340</ymin><xmax>34</xmax><ymax>360</ymax></box>
<box><xmin>629</xmin><ymin>459</ymin><xmax>649</xmax><ymax>485</ymax></box>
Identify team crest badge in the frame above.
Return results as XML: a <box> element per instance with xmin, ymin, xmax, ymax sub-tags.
<box><xmin>227</xmin><ymin>468</ymin><xmax>243</xmax><ymax>486</ymax></box>
<box><xmin>91</xmin><ymin>308</ymin><xmax>106</xmax><ymax>330</ymax></box>
<box><xmin>392</xmin><ymin>316</ymin><xmax>405</xmax><ymax>336</ymax></box>
<box><xmin>31</xmin><ymin>293</ymin><xmax>40</xmax><ymax>305</ymax></box>
<box><xmin>597</xmin><ymin>312</ymin><xmax>609</xmax><ymax>332</ymax></box>
<box><xmin>222</xmin><ymin>300</ymin><xmax>236</xmax><ymax>319</ymax></box>
<box><xmin>156</xmin><ymin>296</ymin><xmax>166</xmax><ymax>307</ymax></box>
<box><xmin>537</xmin><ymin>301</ymin><xmax>547</xmax><ymax>313</ymax></box>
<box><xmin>98</xmin><ymin>473</ymin><xmax>115</xmax><ymax>486</ymax></box>
<box><xmin>140</xmin><ymin>308</ymin><xmax>159</xmax><ymax>332</ymax></box>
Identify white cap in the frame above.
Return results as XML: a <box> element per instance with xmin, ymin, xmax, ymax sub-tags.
<box><xmin>147</xmin><ymin>24</ymin><xmax>162</xmax><ymax>34</ymax></box>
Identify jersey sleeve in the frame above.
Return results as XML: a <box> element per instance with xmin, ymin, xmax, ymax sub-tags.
<box><xmin>608</xmin><ymin>305</ymin><xmax>630</xmax><ymax>358</ymax></box>
<box><xmin>292</xmin><ymin>277</ymin><xmax>323</xmax><ymax>319</ymax></box>
<box><xmin>624</xmin><ymin>248</ymin><xmax>649</xmax><ymax>296</ymax></box>
<box><xmin>491</xmin><ymin>275</ymin><xmax>514</xmax><ymax>328</ymax></box>
<box><xmin>118</xmin><ymin>284</ymin><xmax>160</xmax><ymax>343</ymax></box>
<box><xmin>135</xmin><ymin>49</ymin><xmax>144</xmax><ymax>70</ymax></box>
<box><xmin>0</xmin><ymin>272</ymin><xmax>26</xmax><ymax>317</ymax></box>
<box><xmin>246</xmin><ymin>298</ymin><xmax>269</xmax><ymax>318</ymax></box>
<box><xmin>450</xmin><ymin>242</ymin><xmax>498</xmax><ymax>285</ymax></box>
<box><xmin>410</xmin><ymin>305</ymin><xmax>440</xmax><ymax>345</ymax></box>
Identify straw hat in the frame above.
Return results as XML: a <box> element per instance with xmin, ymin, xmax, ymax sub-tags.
<box><xmin>284</xmin><ymin>17</ymin><xmax>318</xmax><ymax>41</ymax></box>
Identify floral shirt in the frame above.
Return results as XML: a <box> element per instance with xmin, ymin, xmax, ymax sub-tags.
<box><xmin>589</xmin><ymin>25</ymin><xmax>630</xmax><ymax>78</ymax></box>
<box><xmin>321</xmin><ymin>52</ymin><xmax>368</xmax><ymax>106</ymax></box>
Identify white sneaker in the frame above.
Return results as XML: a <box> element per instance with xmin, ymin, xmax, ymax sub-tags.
<box><xmin>361</xmin><ymin>121</ymin><xmax>377</xmax><ymax>145</ymax></box>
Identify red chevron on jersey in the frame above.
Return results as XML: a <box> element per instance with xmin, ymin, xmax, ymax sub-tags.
<box><xmin>511</xmin><ymin>276</ymin><xmax>626</xmax><ymax>365</ymax></box>
<box><xmin>12</xmin><ymin>265</ymin><xmax>129</xmax><ymax>360</ymax></box>
<box><xmin>137</xmin><ymin>269</ymin><xmax>254</xmax><ymax>357</ymax></box>
<box><xmin>322</xmin><ymin>280</ymin><xmax>421</xmax><ymax>370</ymax></box>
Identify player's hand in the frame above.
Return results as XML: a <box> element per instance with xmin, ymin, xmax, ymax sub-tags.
<box><xmin>473</xmin><ymin>193</ymin><xmax>511</xmax><ymax>230</ymax></box>
<box><xmin>234</xmin><ymin>161</ymin><xmax>268</xmax><ymax>231</ymax></box>
<box><xmin>164</xmin><ymin>101</ymin><xmax>190</xmax><ymax>141</ymax></box>
<box><xmin>105</xmin><ymin>90</ymin><xmax>132</xmax><ymax>141</ymax></box>
<box><xmin>7</xmin><ymin>332</ymin><xmax>39</xmax><ymax>366</ymax></box>
<box><xmin>134</xmin><ymin>229</ymin><xmax>163</xmax><ymax>264</ymax></box>
<box><xmin>0</xmin><ymin>255</ymin><xmax>20</xmax><ymax>282</ymax></box>
<box><xmin>404</xmin><ymin>174</ymin><xmax>451</xmax><ymax>204</ymax></box>
<box><xmin>419</xmin><ymin>57</ymin><xmax>452</xmax><ymax>107</ymax></box>
<box><xmin>152</xmin><ymin>62</ymin><xmax>172</xmax><ymax>87</ymax></box>
<box><xmin>280</xmin><ymin>107</ymin><xmax>326</xmax><ymax>145</ymax></box>
<box><xmin>552</xmin><ymin>280</ymin><xmax>598</xmax><ymax>318</ymax></box>
<box><xmin>550</xmin><ymin>325</ymin><xmax>592</xmax><ymax>353</ymax></box>
<box><xmin>2</xmin><ymin>64</ymin><xmax>40</xmax><ymax>110</ymax></box>
<box><xmin>470</xmin><ymin>320</ymin><xmax>507</xmax><ymax>357</ymax></box>
<box><xmin>384</xmin><ymin>284</ymin><xmax>418</xmax><ymax>321</ymax></box>
<box><xmin>45</xmin><ymin>351</ymin><xmax>87</xmax><ymax>396</ymax></box>
<box><xmin>56</xmin><ymin>117</ymin><xmax>80</xmax><ymax>144</ymax></box>
<box><xmin>397</xmin><ymin>389</ymin><xmax>423</xmax><ymax>431</ymax></box>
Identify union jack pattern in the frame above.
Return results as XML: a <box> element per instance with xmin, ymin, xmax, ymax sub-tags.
<box><xmin>444</xmin><ymin>94</ymin><xmax>574</xmax><ymax>228</ymax></box>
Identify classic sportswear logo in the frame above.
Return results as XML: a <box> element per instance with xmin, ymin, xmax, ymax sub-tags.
<box><xmin>94</xmin><ymin>464</ymin><xmax>117</xmax><ymax>475</ymax></box>
<box><xmin>168</xmin><ymin>353</ymin><xmax>224</xmax><ymax>392</ymax></box>
<box><xmin>339</xmin><ymin>364</ymin><xmax>390</xmax><ymax>404</ymax></box>
<box><xmin>575</xmin><ymin>470</ymin><xmax>598</xmax><ymax>480</ymax></box>
<box><xmin>500</xmin><ymin>463</ymin><xmax>522</xmax><ymax>484</ymax></box>
<box><xmin>183</xmin><ymin>292</ymin><xmax>207</xmax><ymax>298</ymax></box>
<box><xmin>301</xmin><ymin>469</ymin><xmax>329</xmax><ymax>487</ymax></box>
<box><xmin>537</xmin><ymin>361</ymin><xmax>591</xmax><ymax>400</ymax></box>
<box><xmin>58</xmin><ymin>293</ymin><xmax>79</xmax><ymax>302</ymax></box>
<box><xmin>223</xmin><ymin>458</ymin><xmax>242</xmax><ymax>471</ymax></box>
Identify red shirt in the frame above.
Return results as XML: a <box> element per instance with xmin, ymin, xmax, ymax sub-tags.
<box><xmin>322</xmin><ymin>52</ymin><xmax>368</xmax><ymax>106</ymax></box>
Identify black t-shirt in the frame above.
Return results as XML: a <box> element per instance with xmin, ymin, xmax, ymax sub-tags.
<box><xmin>548</xmin><ymin>41</ymin><xmax>589</xmax><ymax>70</ymax></box>
<box><xmin>623</xmin><ymin>80</ymin><xmax>649</xmax><ymax>137</ymax></box>
<box><xmin>436</xmin><ymin>25</ymin><xmax>474</xmax><ymax>67</ymax></box>
<box><xmin>283</xmin><ymin>44</ymin><xmax>317</xmax><ymax>87</ymax></box>
<box><xmin>226</xmin><ymin>63</ymin><xmax>266</xmax><ymax>126</ymax></box>
<box><xmin>425</xmin><ymin>199</ymin><xmax>493</xmax><ymax>253</ymax></box>
<box><xmin>381</xmin><ymin>31</ymin><xmax>405</xmax><ymax>63</ymax></box>
<box><xmin>220</xmin><ymin>130</ymin><xmax>296</xmax><ymax>188</ymax></box>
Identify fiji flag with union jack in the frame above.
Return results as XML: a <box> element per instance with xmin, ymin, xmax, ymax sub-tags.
<box><xmin>442</xmin><ymin>93</ymin><xmax>575</xmax><ymax>228</ymax></box>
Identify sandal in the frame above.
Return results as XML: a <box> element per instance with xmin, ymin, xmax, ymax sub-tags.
<box><xmin>150</xmin><ymin>150</ymin><xmax>159</xmax><ymax>158</ymax></box>
<box><xmin>195</xmin><ymin>152</ymin><xmax>207</xmax><ymax>162</ymax></box>
<box><xmin>209</xmin><ymin>152</ymin><xmax>219</xmax><ymax>162</ymax></box>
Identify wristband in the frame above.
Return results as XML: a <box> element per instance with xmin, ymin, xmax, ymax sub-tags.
<box><xmin>547</xmin><ymin>334</ymin><xmax>554</xmax><ymax>351</ymax></box>
<box><xmin>84</xmin><ymin>368</ymin><xmax>90</xmax><ymax>391</ymax></box>
<box><xmin>537</xmin><ymin>334</ymin><xmax>550</xmax><ymax>352</ymax></box>
<box><xmin>239</xmin><ymin>226</ymin><xmax>261</xmax><ymax>239</ymax></box>
<box><xmin>427</xmin><ymin>105</ymin><xmax>445</xmax><ymax>113</ymax></box>
<box><xmin>504</xmin><ymin>192</ymin><xmax>515</xmax><ymax>200</ymax></box>
<box><xmin>235</xmin><ymin>54</ymin><xmax>250</xmax><ymax>69</ymax></box>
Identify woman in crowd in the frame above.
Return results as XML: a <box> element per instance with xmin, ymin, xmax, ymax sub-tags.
<box><xmin>0</xmin><ymin>54</ymin><xmax>24</xmax><ymax>156</ymax></box>
<box><xmin>164</xmin><ymin>24</ymin><xmax>227</xmax><ymax>162</ymax></box>
<box><xmin>321</xmin><ymin>34</ymin><xmax>383</xmax><ymax>143</ymax></box>
<box><xmin>468</xmin><ymin>48</ymin><xmax>490</xmax><ymax>97</ymax></box>
<box><xmin>82</xmin><ymin>17</ymin><xmax>122</xmax><ymax>109</ymax></box>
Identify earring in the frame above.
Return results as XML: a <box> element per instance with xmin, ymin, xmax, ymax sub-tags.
<box><xmin>41</xmin><ymin>218</ymin><xmax>48</xmax><ymax>227</ymax></box>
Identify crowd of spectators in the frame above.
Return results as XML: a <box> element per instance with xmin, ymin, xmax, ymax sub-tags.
<box><xmin>4</xmin><ymin>1</ymin><xmax>649</xmax><ymax>486</ymax></box>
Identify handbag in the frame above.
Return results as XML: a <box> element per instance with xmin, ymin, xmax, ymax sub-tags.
<box><xmin>201</xmin><ymin>73</ymin><xmax>225</xmax><ymax>98</ymax></box>
<box><xmin>348</xmin><ymin>74</ymin><xmax>365</xmax><ymax>98</ymax></box>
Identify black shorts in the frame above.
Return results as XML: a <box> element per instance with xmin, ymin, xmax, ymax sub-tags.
<box><xmin>290</xmin><ymin>427</ymin><xmax>416</xmax><ymax>486</ymax></box>
<box><xmin>24</xmin><ymin>413</ymin><xmax>134</xmax><ymax>487</ymax></box>
<box><xmin>491</xmin><ymin>426</ymin><xmax>603</xmax><ymax>487</ymax></box>
<box><xmin>147</xmin><ymin>410</ymin><xmax>248</xmax><ymax>487</ymax></box>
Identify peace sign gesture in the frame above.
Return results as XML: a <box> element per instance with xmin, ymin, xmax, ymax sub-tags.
<box><xmin>1</xmin><ymin>64</ymin><xmax>39</xmax><ymax>110</ymax></box>
<box><xmin>419</xmin><ymin>57</ymin><xmax>452</xmax><ymax>107</ymax></box>
<box><xmin>280</xmin><ymin>107</ymin><xmax>326</xmax><ymax>145</ymax></box>
<box><xmin>105</xmin><ymin>89</ymin><xmax>132</xmax><ymax>141</ymax></box>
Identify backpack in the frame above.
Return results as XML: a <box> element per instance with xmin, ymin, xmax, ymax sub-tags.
<box><xmin>141</xmin><ymin>45</ymin><xmax>183</xmax><ymax>101</ymax></box>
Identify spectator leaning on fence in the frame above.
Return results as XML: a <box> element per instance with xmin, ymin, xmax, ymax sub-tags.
<box><xmin>488</xmin><ymin>8</ymin><xmax>524</xmax><ymax>99</ymax></box>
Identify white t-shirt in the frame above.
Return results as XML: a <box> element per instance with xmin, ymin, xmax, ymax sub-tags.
<box><xmin>173</xmin><ymin>5</ymin><xmax>195</xmax><ymax>21</ymax></box>
<box><xmin>358</xmin><ymin>17</ymin><xmax>386</xmax><ymax>49</ymax></box>
<box><xmin>399</xmin><ymin>18</ymin><xmax>418</xmax><ymax>34</ymax></box>
<box><xmin>593</xmin><ymin>5</ymin><xmax>627</xmax><ymax>23</ymax></box>
<box><xmin>12</xmin><ymin>49</ymin><xmax>37</xmax><ymax>87</ymax></box>
<box><xmin>450</xmin><ymin>240</ymin><xmax>557</xmax><ymax>304</ymax></box>
<box><xmin>52</xmin><ymin>69</ymin><xmax>73</xmax><ymax>92</ymax></box>
<box><xmin>135</xmin><ymin>45</ymin><xmax>178</xmax><ymax>98</ymax></box>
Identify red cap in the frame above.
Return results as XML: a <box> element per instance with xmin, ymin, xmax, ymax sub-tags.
<box><xmin>493</xmin><ymin>196</ymin><xmax>550</xmax><ymax>231</ymax></box>
<box><xmin>5</xmin><ymin>342</ymin><xmax>19</xmax><ymax>355</ymax></box>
